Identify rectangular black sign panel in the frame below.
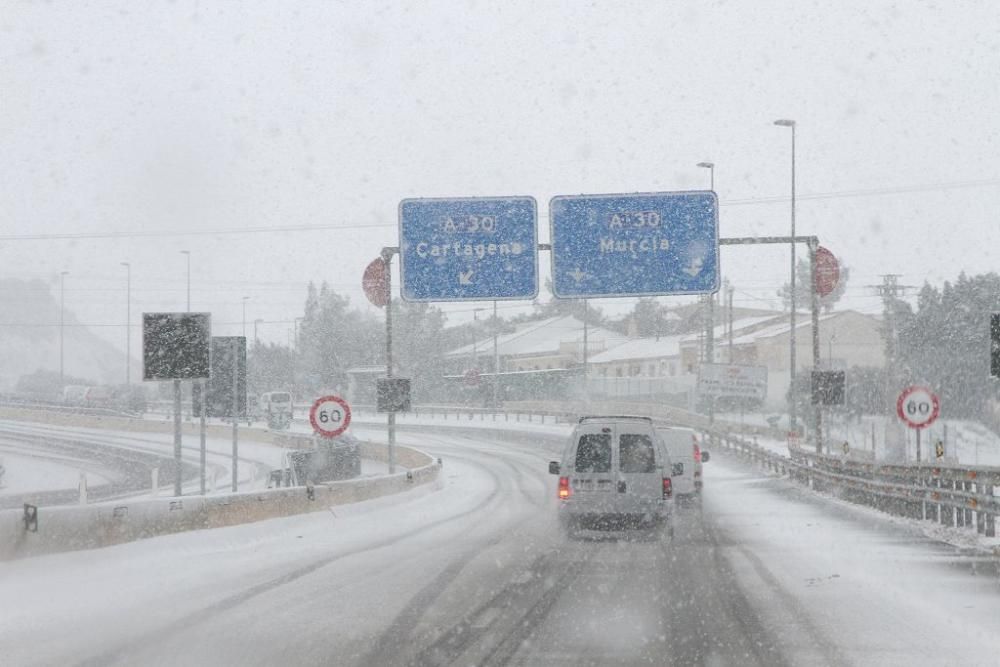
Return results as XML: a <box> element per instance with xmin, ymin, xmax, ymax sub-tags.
<box><xmin>204</xmin><ymin>336</ymin><xmax>247</xmax><ymax>419</ymax></box>
<box><xmin>811</xmin><ymin>370</ymin><xmax>845</xmax><ymax>406</ymax></box>
<box><xmin>377</xmin><ymin>377</ymin><xmax>411</xmax><ymax>412</ymax></box>
<box><xmin>142</xmin><ymin>313</ymin><xmax>211</xmax><ymax>380</ymax></box>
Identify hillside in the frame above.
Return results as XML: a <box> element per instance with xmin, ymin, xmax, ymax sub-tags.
<box><xmin>0</xmin><ymin>278</ymin><xmax>126</xmax><ymax>391</ymax></box>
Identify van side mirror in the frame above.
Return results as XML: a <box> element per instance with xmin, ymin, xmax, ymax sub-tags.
<box><xmin>548</xmin><ymin>461</ymin><xmax>561</xmax><ymax>475</ymax></box>
<box><xmin>701</xmin><ymin>451</ymin><xmax>710</xmax><ymax>463</ymax></box>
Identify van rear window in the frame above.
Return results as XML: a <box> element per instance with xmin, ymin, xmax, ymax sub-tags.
<box><xmin>574</xmin><ymin>434</ymin><xmax>611</xmax><ymax>473</ymax></box>
<box><xmin>619</xmin><ymin>434</ymin><xmax>656</xmax><ymax>473</ymax></box>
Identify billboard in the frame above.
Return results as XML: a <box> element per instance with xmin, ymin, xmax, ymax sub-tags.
<box><xmin>697</xmin><ymin>363</ymin><xmax>768</xmax><ymax>401</ymax></box>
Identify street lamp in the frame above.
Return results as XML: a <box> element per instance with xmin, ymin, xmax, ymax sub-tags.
<box><xmin>696</xmin><ymin>161</ymin><xmax>715</xmax><ymax>190</ymax></box>
<box><xmin>179</xmin><ymin>250</ymin><xmax>191</xmax><ymax>311</ymax></box>
<box><xmin>242</xmin><ymin>296</ymin><xmax>250</xmax><ymax>338</ymax></box>
<box><xmin>59</xmin><ymin>271</ymin><xmax>69</xmax><ymax>391</ymax></box>
<box><xmin>121</xmin><ymin>262</ymin><xmax>131</xmax><ymax>385</ymax></box>
<box><xmin>774</xmin><ymin>118</ymin><xmax>797</xmax><ymax>432</ymax></box>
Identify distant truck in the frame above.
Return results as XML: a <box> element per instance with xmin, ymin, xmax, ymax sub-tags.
<box><xmin>258</xmin><ymin>391</ymin><xmax>293</xmax><ymax>430</ymax></box>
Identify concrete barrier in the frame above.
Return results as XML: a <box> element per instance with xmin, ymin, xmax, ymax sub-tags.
<box><xmin>0</xmin><ymin>440</ymin><xmax>439</xmax><ymax>560</ymax></box>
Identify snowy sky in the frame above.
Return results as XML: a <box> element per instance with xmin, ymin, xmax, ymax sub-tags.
<box><xmin>2</xmin><ymin>0</ymin><xmax>999</xmax><ymax>352</ymax></box>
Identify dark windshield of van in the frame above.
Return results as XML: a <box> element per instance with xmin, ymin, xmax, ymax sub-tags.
<box><xmin>574</xmin><ymin>433</ymin><xmax>611</xmax><ymax>473</ymax></box>
<box><xmin>619</xmin><ymin>434</ymin><xmax>656</xmax><ymax>473</ymax></box>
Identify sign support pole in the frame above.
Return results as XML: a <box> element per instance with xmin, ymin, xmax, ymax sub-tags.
<box><xmin>492</xmin><ymin>300</ymin><xmax>499</xmax><ymax>409</ymax></box>
<box><xmin>706</xmin><ymin>294</ymin><xmax>715</xmax><ymax>425</ymax></box>
<box><xmin>173</xmin><ymin>379</ymin><xmax>182</xmax><ymax>496</ymax></box>
<box><xmin>810</xmin><ymin>241</ymin><xmax>823</xmax><ymax>454</ymax></box>
<box><xmin>231</xmin><ymin>337</ymin><xmax>239</xmax><ymax>492</ymax></box>
<box><xmin>915</xmin><ymin>427</ymin><xmax>921</xmax><ymax>463</ymax></box>
<box><xmin>199</xmin><ymin>379</ymin><xmax>207</xmax><ymax>495</ymax></box>
<box><xmin>383</xmin><ymin>248</ymin><xmax>396</xmax><ymax>474</ymax></box>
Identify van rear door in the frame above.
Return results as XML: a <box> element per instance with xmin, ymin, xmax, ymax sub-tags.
<box><xmin>615</xmin><ymin>426</ymin><xmax>663</xmax><ymax>514</ymax></box>
<box><xmin>569</xmin><ymin>426</ymin><xmax>616</xmax><ymax>506</ymax></box>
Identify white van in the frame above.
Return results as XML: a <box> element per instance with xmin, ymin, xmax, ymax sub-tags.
<box><xmin>259</xmin><ymin>391</ymin><xmax>293</xmax><ymax>429</ymax></box>
<box><xmin>657</xmin><ymin>426</ymin><xmax>710</xmax><ymax>506</ymax></box>
<box><xmin>549</xmin><ymin>416</ymin><xmax>675</xmax><ymax>537</ymax></box>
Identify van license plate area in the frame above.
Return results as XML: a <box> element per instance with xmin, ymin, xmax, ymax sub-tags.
<box><xmin>574</xmin><ymin>479</ymin><xmax>613</xmax><ymax>492</ymax></box>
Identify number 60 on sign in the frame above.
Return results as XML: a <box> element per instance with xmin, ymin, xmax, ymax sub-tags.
<box><xmin>310</xmin><ymin>395</ymin><xmax>352</xmax><ymax>438</ymax></box>
<box><xmin>896</xmin><ymin>386</ymin><xmax>940</xmax><ymax>429</ymax></box>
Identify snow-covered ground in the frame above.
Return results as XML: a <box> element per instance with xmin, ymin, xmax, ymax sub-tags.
<box><xmin>2</xmin><ymin>425</ymin><xmax>1000</xmax><ymax>665</ymax></box>
<box><xmin>0</xmin><ymin>453</ymin><xmax>112</xmax><ymax>496</ymax></box>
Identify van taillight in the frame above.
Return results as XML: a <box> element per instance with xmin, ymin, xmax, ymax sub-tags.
<box><xmin>558</xmin><ymin>476</ymin><xmax>571</xmax><ymax>500</ymax></box>
<box><xmin>693</xmin><ymin>440</ymin><xmax>702</xmax><ymax>463</ymax></box>
<box><xmin>662</xmin><ymin>477</ymin><xmax>673</xmax><ymax>499</ymax></box>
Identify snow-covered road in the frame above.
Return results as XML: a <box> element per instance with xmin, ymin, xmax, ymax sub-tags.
<box><xmin>2</xmin><ymin>422</ymin><xmax>1000</xmax><ymax>666</ymax></box>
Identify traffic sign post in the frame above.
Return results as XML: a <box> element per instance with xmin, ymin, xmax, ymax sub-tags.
<box><xmin>398</xmin><ymin>197</ymin><xmax>538</xmax><ymax>301</ymax></box>
<box><xmin>896</xmin><ymin>385</ymin><xmax>940</xmax><ymax>462</ymax></box>
<box><xmin>550</xmin><ymin>191</ymin><xmax>719</xmax><ymax>298</ymax></box>
<box><xmin>309</xmin><ymin>395</ymin><xmax>352</xmax><ymax>439</ymax></box>
<box><xmin>142</xmin><ymin>312</ymin><xmax>212</xmax><ymax>497</ymax></box>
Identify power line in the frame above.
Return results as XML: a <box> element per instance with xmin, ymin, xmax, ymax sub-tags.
<box><xmin>1</xmin><ymin>178</ymin><xmax>997</xmax><ymax>242</ymax></box>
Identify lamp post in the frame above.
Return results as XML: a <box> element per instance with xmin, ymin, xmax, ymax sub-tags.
<box><xmin>242</xmin><ymin>296</ymin><xmax>250</xmax><ymax>338</ymax></box>
<box><xmin>774</xmin><ymin>118</ymin><xmax>797</xmax><ymax>433</ymax></box>
<box><xmin>121</xmin><ymin>262</ymin><xmax>131</xmax><ymax>385</ymax></box>
<box><xmin>179</xmin><ymin>250</ymin><xmax>191</xmax><ymax>311</ymax></box>
<box><xmin>696</xmin><ymin>161</ymin><xmax>715</xmax><ymax>190</ymax></box>
<box><xmin>59</xmin><ymin>271</ymin><xmax>69</xmax><ymax>391</ymax></box>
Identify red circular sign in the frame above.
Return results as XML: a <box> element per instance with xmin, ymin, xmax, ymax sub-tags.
<box><xmin>896</xmin><ymin>386</ymin><xmax>940</xmax><ymax>429</ymax></box>
<box><xmin>363</xmin><ymin>257</ymin><xmax>389</xmax><ymax>308</ymax></box>
<box><xmin>309</xmin><ymin>395</ymin><xmax>352</xmax><ymax>438</ymax></box>
<box><xmin>814</xmin><ymin>246</ymin><xmax>840</xmax><ymax>298</ymax></box>
<box><xmin>464</xmin><ymin>368</ymin><xmax>480</xmax><ymax>386</ymax></box>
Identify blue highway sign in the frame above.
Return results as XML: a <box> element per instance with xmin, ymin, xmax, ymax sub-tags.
<box><xmin>399</xmin><ymin>197</ymin><xmax>538</xmax><ymax>301</ymax></box>
<box><xmin>550</xmin><ymin>191</ymin><xmax>719</xmax><ymax>298</ymax></box>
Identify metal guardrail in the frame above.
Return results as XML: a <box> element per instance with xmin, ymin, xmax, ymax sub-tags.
<box><xmin>705</xmin><ymin>430</ymin><xmax>999</xmax><ymax>539</ymax></box>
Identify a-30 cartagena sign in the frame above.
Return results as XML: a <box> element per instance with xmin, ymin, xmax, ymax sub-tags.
<box><xmin>550</xmin><ymin>191</ymin><xmax>719</xmax><ymax>298</ymax></box>
<box><xmin>398</xmin><ymin>197</ymin><xmax>538</xmax><ymax>301</ymax></box>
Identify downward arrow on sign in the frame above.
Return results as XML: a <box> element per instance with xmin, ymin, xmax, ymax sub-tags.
<box><xmin>459</xmin><ymin>270</ymin><xmax>474</xmax><ymax>285</ymax></box>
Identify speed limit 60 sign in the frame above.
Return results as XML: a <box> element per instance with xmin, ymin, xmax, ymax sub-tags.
<box><xmin>896</xmin><ymin>386</ymin><xmax>940</xmax><ymax>429</ymax></box>
<box><xmin>310</xmin><ymin>395</ymin><xmax>352</xmax><ymax>438</ymax></box>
